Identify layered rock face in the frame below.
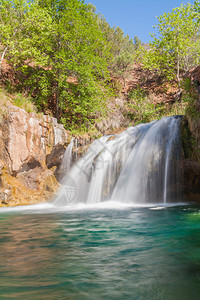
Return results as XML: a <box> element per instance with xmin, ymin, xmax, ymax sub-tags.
<box><xmin>0</xmin><ymin>106</ymin><xmax>68</xmax><ymax>206</ymax></box>
<box><xmin>182</xmin><ymin>117</ymin><xmax>200</xmax><ymax>202</ymax></box>
<box><xmin>182</xmin><ymin>67</ymin><xmax>200</xmax><ymax>202</ymax></box>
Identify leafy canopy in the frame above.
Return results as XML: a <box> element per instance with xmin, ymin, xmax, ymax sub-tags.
<box><xmin>143</xmin><ymin>2</ymin><xmax>200</xmax><ymax>84</ymax></box>
<box><xmin>0</xmin><ymin>0</ymin><xmax>114</xmax><ymax>129</ymax></box>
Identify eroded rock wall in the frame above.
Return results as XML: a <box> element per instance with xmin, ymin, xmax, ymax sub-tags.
<box><xmin>182</xmin><ymin>67</ymin><xmax>200</xmax><ymax>202</ymax></box>
<box><xmin>0</xmin><ymin>106</ymin><xmax>68</xmax><ymax>206</ymax></box>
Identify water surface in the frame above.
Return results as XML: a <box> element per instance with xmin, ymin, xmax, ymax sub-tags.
<box><xmin>0</xmin><ymin>204</ymin><xmax>200</xmax><ymax>299</ymax></box>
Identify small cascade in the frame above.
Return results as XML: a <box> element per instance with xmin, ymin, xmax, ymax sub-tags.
<box><xmin>53</xmin><ymin>116</ymin><xmax>182</xmax><ymax>206</ymax></box>
<box><xmin>75</xmin><ymin>138</ymin><xmax>78</xmax><ymax>162</ymax></box>
<box><xmin>58</xmin><ymin>137</ymin><xmax>74</xmax><ymax>180</ymax></box>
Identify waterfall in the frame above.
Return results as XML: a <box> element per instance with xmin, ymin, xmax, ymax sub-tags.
<box><xmin>75</xmin><ymin>138</ymin><xmax>78</xmax><ymax>162</ymax></box>
<box><xmin>53</xmin><ymin>116</ymin><xmax>182</xmax><ymax>206</ymax></box>
<box><xmin>58</xmin><ymin>137</ymin><xmax>74</xmax><ymax>180</ymax></box>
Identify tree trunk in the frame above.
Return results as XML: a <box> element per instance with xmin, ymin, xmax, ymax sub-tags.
<box><xmin>177</xmin><ymin>58</ymin><xmax>180</xmax><ymax>87</ymax></box>
<box><xmin>55</xmin><ymin>79</ymin><xmax>60</xmax><ymax>118</ymax></box>
<box><xmin>176</xmin><ymin>51</ymin><xmax>181</xmax><ymax>91</ymax></box>
<box><xmin>0</xmin><ymin>46</ymin><xmax>8</xmax><ymax>73</ymax></box>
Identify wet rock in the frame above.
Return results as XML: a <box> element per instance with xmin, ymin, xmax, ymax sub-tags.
<box><xmin>38</xmin><ymin>169</ymin><xmax>59</xmax><ymax>193</ymax></box>
<box><xmin>19</xmin><ymin>158</ymin><xmax>42</xmax><ymax>173</ymax></box>
<box><xmin>0</xmin><ymin>188</ymin><xmax>11</xmax><ymax>204</ymax></box>
<box><xmin>17</xmin><ymin>166</ymin><xmax>43</xmax><ymax>190</ymax></box>
<box><xmin>183</xmin><ymin>159</ymin><xmax>200</xmax><ymax>202</ymax></box>
<box><xmin>0</xmin><ymin>163</ymin><xmax>59</xmax><ymax>207</ymax></box>
<box><xmin>46</xmin><ymin>143</ymin><xmax>67</xmax><ymax>170</ymax></box>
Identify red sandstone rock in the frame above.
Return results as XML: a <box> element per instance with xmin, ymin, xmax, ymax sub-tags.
<box><xmin>0</xmin><ymin>106</ymin><xmax>68</xmax><ymax>206</ymax></box>
<box><xmin>0</xmin><ymin>105</ymin><xmax>67</xmax><ymax>174</ymax></box>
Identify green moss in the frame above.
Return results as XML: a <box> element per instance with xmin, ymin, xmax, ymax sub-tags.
<box><xmin>0</xmin><ymin>87</ymin><xmax>39</xmax><ymax>116</ymax></box>
<box><xmin>186</xmin><ymin>104</ymin><xmax>200</xmax><ymax>120</ymax></box>
<box><xmin>181</xmin><ymin>118</ymin><xmax>200</xmax><ymax>163</ymax></box>
<box><xmin>180</xmin><ymin>76</ymin><xmax>200</xmax><ymax>164</ymax></box>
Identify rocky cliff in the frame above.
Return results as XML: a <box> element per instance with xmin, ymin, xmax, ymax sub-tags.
<box><xmin>0</xmin><ymin>106</ymin><xmax>68</xmax><ymax>206</ymax></box>
<box><xmin>1</xmin><ymin>89</ymin><xmax>200</xmax><ymax>206</ymax></box>
<box><xmin>182</xmin><ymin>66</ymin><xmax>200</xmax><ymax>202</ymax></box>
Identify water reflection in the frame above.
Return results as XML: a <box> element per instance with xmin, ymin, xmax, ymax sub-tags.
<box><xmin>0</xmin><ymin>207</ymin><xmax>199</xmax><ymax>299</ymax></box>
<box><xmin>0</xmin><ymin>214</ymin><xmax>66</xmax><ymax>298</ymax></box>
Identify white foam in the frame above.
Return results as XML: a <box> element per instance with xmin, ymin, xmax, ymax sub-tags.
<box><xmin>149</xmin><ymin>206</ymin><xmax>166</xmax><ymax>210</ymax></box>
<box><xmin>0</xmin><ymin>202</ymin><xmax>54</xmax><ymax>213</ymax></box>
<box><xmin>0</xmin><ymin>200</ymin><xmax>190</xmax><ymax>215</ymax></box>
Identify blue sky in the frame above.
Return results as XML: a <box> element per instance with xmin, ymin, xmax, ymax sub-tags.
<box><xmin>84</xmin><ymin>0</ymin><xmax>195</xmax><ymax>43</ymax></box>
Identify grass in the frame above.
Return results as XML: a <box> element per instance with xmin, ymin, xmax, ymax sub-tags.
<box><xmin>12</xmin><ymin>92</ymin><xmax>37</xmax><ymax>113</ymax></box>
<box><xmin>124</xmin><ymin>86</ymin><xmax>186</xmax><ymax>125</ymax></box>
<box><xmin>0</xmin><ymin>87</ymin><xmax>38</xmax><ymax>116</ymax></box>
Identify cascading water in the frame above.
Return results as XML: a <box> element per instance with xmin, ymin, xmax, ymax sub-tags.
<box><xmin>58</xmin><ymin>137</ymin><xmax>74</xmax><ymax>180</ymax></box>
<box><xmin>53</xmin><ymin>116</ymin><xmax>182</xmax><ymax>206</ymax></box>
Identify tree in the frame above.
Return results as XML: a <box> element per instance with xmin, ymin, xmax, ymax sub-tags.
<box><xmin>0</xmin><ymin>0</ymin><xmax>112</xmax><ymax>129</ymax></box>
<box><xmin>0</xmin><ymin>0</ymin><xmax>136</xmax><ymax>129</ymax></box>
<box><xmin>134</xmin><ymin>36</ymin><xmax>142</xmax><ymax>50</ymax></box>
<box><xmin>97</xmin><ymin>15</ymin><xmax>135</xmax><ymax>87</ymax></box>
<box><xmin>111</xmin><ymin>52</ymin><xmax>133</xmax><ymax>88</ymax></box>
<box><xmin>143</xmin><ymin>3</ymin><xmax>200</xmax><ymax>89</ymax></box>
<box><xmin>0</xmin><ymin>0</ymin><xmax>52</xmax><ymax>68</ymax></box>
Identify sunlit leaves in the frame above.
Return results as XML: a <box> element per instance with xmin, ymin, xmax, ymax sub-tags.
<box><xmin>0</xmin><ymin>0</ymin><xmax>114</xmax><ymax>129</ymax></box>
<box><xmin>143</xmin><ymin>3</ymin><xmax>200</xmax><ymax>84</ymax></box>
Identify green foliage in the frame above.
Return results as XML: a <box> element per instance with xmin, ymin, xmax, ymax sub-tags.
<box><xmin>128</xmin><ymin>86</ymin><xmax>147</xmax><ymax>100</ymax></box>
<box><xmin>18</xmin><ymin>67</ymin><xmax>54</xmax><ymax>111</ymax></box>
<box><xmin>0</xmin><ymin>0</ymin><xmax>53</xmax><ymax>67</ymax></box>
<box><xmin>182</xmin><ymin>78</ymin><xmax>193</xmax><ymax>94</ymax></box>
<box><xmin>180</xmin><ymin>65</ymin><xmax>200</xmax><ymax>163</ymax></box>
<box><xmin>108</xmin><ymin>30</ymin><xmax>135</xmax><ymax>87</ymax></box>
<box><xmin>125</xmin><ymin>85</ymin><xmax>186</xmax><ymax>124</ymax></box>
<box><xmin>111</xmin><ymin>51</ymin><xmax>133</xmax><ymax>87</ymax></box>
<box><xmin>125</xmin><ymin>86</ymin><xmax>166</xmax><ymax>124</ymax></box>
<box><xmin>181</xmin><ymin>118</ymin><xmax>200</xmax><ymax>162</ymax></box>
<box><xmin>132</xmin><ymin>43</ymin><xmax>147</xmax><ymax>64</ymax></box>
<box><xmin>134</xmin><ymin>36</ymin><xmax>142</xmax><ymax>50</ymax></box>
<box><xmin>109</xmin><ymin>80</ymin><xmax>123</xmax><ymax>94</ymax></box>
<box><xmin>37</xmin><ymin>0</ymin><xmax>112</xmax><ymax>127</ymax></box>
<box><xmin>13</xmin><ymin>92</ymin><xmax>37</xmax><ymax>113</ymax></box>
<box><xmin>181</xmin><ymin>77</ymin><xmax>199</xmax><ymax>119</ymax></box>
<box><xmin>98</xmin><ymin>19</ymin><xmax>135</xmax><ymax>58</ymax></box>
<box><xmin>97</xmin><ymin>15</ymin><xmax>135</xmax><ymax>85</ymax></box>
<box><xmin>0</xmin><ymin>0</ymin><xmax>119</xmax><ymax>130</ymax></box>
<box><xmin>169</xmin><ymin>101</ymin><xmax>186</xmax><ymax>116</ymax></box>
<box><xmin>143</xmin><ymin>3</ymin><xmax>200</xmax><ymax>85</ymax></box>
